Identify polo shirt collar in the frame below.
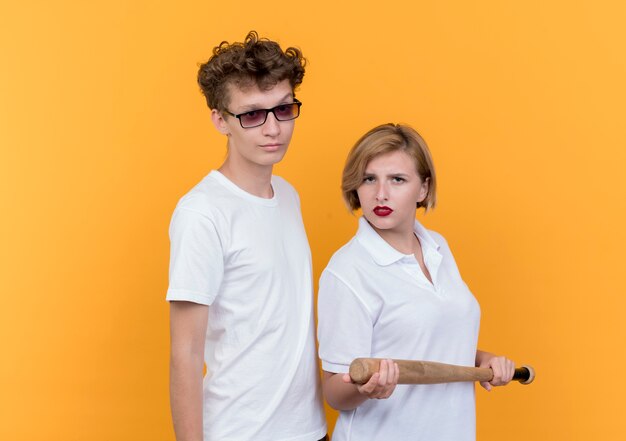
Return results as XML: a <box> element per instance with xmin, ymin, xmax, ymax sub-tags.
<box><xmin>355</xmin><ymin>216</ymin><xmax>441</xmax><ymax>267</ymax></box>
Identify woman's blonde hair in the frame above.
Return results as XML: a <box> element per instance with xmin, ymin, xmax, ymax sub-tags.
<box><xmin>342</xmin><ymin>123</ymin><xmax>437</xmax><ymax>211</ymax></box>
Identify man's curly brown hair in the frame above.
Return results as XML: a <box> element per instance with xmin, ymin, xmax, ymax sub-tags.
<box><xmin>197</xmin><ymin>31</ymin><xmax>306</xmax><ymax>111</ymax></box>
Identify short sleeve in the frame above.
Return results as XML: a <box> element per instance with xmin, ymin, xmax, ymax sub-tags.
<box><xmin>317</xmin><ymin>269</ymin><xmax>374</xmax><ymax>373</ymax></box>
<box><xmin>166</xmin><ymin>207</ymin><xmax>224</xmax><ymax>305</ymax></box>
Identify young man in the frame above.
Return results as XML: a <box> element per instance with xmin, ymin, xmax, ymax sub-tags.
<box><xmin>167</xmin><ymin>32</ymin><xmax>327</xmax><ymax>441</ymax></box>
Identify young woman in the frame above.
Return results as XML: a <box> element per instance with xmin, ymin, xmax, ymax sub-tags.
<box><xmin>317</xmin><ymin>123</ymin><xmax>514</xmax><ymax>440</ymax></box>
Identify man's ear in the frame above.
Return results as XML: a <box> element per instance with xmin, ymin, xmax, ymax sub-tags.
<box><xmin>211</xmin><ymin>109</ymin><xmax>230</xmax><ymax>136</ymax></box>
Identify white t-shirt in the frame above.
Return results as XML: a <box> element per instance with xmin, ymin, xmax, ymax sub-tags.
<box><xmin>318</xmin><ymin>217</ymin><xmax>480</xmax><ymax>441</ymax></box>
<box><xmin>167</xmin><ymin>170</ymin><xmax>326</xmax><ymax>441</ymax></box>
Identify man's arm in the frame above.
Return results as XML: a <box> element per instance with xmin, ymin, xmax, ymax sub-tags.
<box><xmin>170</xmin><ymin>301</ymin><xmax>209</xmax><ymax>441</ymax></box>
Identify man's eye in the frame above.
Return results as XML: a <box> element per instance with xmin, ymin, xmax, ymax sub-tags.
<box><xmin>244</xmin><ymin>110</ymin><xmax>259</xmax><ymax>117</ymax></box>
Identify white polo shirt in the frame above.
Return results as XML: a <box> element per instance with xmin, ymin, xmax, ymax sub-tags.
<box><xmin>317</xmin><ymin>217</ymin><xmax>480</xmax><ymax>441</ymax></box>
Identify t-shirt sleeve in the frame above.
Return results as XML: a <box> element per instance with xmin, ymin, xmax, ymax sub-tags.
<box><xmin>317</xmin><ymin>269</ymin><xmax>374</xmax><ymax>374</ymax></box>
<box><xmin>166</xmin><ymin>207</ymin><xmax>224</xmax><ymax>305</ymax></box>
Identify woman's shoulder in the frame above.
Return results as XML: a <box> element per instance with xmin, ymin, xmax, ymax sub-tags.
<box><xmin>324</xmin><ymin>236</ymin><xmax>372</xmax><ymax>274</ymax></box>
<box><xmin>426</xmin><ymin>228</ymin><xmax>448</xmax><ymax>246</ymax></box>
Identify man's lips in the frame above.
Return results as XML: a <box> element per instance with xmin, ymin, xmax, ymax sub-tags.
<box><xmin>259</xmin><ymin>143</ymin><xmax>282</xmax><ymax>151</ymax></box>
<box><xmin>373</xmin><ymin>206</ymin><xmax>393</xmax><ymax>216</ymax></box>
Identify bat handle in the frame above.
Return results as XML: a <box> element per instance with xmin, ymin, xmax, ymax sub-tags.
<box><xmin>349</xmin><ymin>358</ymin><xmax>536</xmax><ymax>385</ymax></box>
<box><xmin>513</xmin><ymin>365</ymin><xmax>535</xmax><ymax>385</ymax></box>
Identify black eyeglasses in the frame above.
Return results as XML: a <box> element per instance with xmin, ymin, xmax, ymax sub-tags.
<box><xmin>223</xmin><ymin>99</ymin><xmax>302</xmax><ymax>128</ymax></box>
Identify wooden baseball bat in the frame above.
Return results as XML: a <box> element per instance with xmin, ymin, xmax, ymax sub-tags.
<box><xmin>349</xmin><ymin>358</ymin><xmax>535</xmax><ymax>385</ymax></box>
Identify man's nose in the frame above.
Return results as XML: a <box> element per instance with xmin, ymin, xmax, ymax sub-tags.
<box><xmin>262</xmin><ymin>111</ymin><xmax>280</xmax><ymax>136</ymax></box>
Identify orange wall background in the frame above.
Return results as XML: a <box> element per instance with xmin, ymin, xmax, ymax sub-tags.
<box><xmin>2</xmin><ymin>1</ymin><xmax>625</xmax><ymax>439</ymax></box>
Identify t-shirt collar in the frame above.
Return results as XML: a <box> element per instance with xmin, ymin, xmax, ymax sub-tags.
<box><xmin>355</xmin><ymin>216</ymin><xmax>440</xmax><ymax>267</ymax></box>
<box><xmin>208</xmin><ymin>170</ymin><xmax>278</xmax><ymax>207</ymax></box>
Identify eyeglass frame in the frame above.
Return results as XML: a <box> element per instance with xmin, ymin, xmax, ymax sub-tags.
<box><xmin>222</xmin><ymin>99</ymin><xmax>302</xmax><ymax>128</ymax></box>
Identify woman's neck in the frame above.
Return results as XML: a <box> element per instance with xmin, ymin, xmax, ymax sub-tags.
<box><xmin>373</xmin><ymin>223</ymin><xmax>418</xmax><ymax>255</ymax></box>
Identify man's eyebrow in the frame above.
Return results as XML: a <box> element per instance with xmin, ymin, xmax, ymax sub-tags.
<box><xmin>238</xmin><ymin>93</ymin><xmax>294</xmax><ymax>112</ymax></box>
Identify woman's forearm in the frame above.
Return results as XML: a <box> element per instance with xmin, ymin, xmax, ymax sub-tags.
<box><xmin>475</xmin><ymin>349</ymin><xmax>496</xmax><ymax>367</ymax></box>
<box><xmin>322</xmin><ymin>371</ymin><xmax>369</xmax><ymax>411</ymax></box>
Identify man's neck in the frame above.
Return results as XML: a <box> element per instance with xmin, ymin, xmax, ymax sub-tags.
<box><xmin>218</xmin><ymin>159</ymin><xmax>274</xmax><ymax>199</ymax></box>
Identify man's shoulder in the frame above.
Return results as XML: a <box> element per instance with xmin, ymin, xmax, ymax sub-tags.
<box><xmin>272</xmin><ymin>175</ymin><xmax>302</xmax><ymax>205</ymax></box>
<box><xmin>272</xmin><ymin>174</ymin><xmax>297</xmax><ymax>194</ymax></box>
<box><xmin>173</xmin><ymin>173</ymin><xmax>233</xmax><ymax>217</ymax></box>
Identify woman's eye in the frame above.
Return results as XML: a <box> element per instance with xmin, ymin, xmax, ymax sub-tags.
<box><xmin>392</xmin><ymin>177</ymin><xmax>406</xmax><ymax>183</ymax></box>
<box><xmin>363</xmin><ymin>176</ymin><xmax>375</xmax><ymax>183</ymax></box>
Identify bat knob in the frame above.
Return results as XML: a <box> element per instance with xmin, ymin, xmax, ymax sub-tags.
<box><xmin>349</xmin><ymin>358</ymin><xmax>375</xmax><ymax>384</ymax></box>
<box><xmin>514</xmin><ymin>365</ymin><xmax>536</xmax><ymax>385</ymax></box>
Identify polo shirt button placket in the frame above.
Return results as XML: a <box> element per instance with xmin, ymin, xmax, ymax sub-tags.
<box><xmin>401</xmin><ymin>256</ymin><xmax>420</xmax><ymax>279</ymax></box>
<box><xmin>401</xmin><ymin>256</ymin><xmax>437</xmax><ymax>293</ymax></box>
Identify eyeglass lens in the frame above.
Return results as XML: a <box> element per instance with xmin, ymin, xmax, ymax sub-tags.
<box><xmin>239</xmin><ymin>103</ymin><xmax>300</xmax><ymax>128</ymax></box>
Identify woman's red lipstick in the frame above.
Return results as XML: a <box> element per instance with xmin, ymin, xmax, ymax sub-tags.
<box><xmin>373</xmin><ymin>206</ymin><xmax>393</xmax><ymax>217</ymax></box>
